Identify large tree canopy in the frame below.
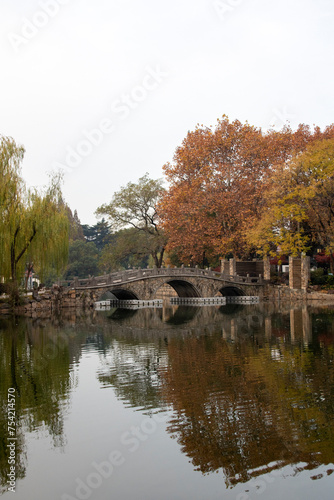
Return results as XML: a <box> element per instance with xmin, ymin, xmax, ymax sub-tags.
<box><xmin>96</xmin><ymin>174</ymin><xmax>166</xmax><ymax>268</ymax></box>
<box><xmin>0</xmin><ymin>136</ymin><xmax>69</xmax><ymax>287</ymax></box>
<box><xmin>246</xmin><ymin>138</ymin><xmax>334</xmax><ymax>269</ymax></box>
<box><xmin>160</xmin><ymin>117</ymin><xmax>334</xmax><ymax>265</ymax></box>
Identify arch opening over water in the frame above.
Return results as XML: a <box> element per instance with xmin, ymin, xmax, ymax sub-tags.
<box><xmin>219</xmin><ymin>286</ymin><xmax>245</xmax><ymax>297</ymax></box>
<box><xmin>166</xmin><ymin>279</ymin><xmax>200</xmax><ymax>298</ymax></box>
<box><xmin>99</xmin><ymin>288</ymin><xmax>139</xmax><ymax>300</ymax></box>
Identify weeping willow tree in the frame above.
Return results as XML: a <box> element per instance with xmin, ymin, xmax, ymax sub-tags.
<box><xmin>0</xmin><ymin>135</ymin><xmax>69</xmax><ymax>295</ymax></box>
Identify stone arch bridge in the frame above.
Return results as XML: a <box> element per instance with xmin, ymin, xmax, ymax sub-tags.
<box><xmin>61</xmin><ymin>267</ymin><xmax>265</xmax><ymax>301</ymax></box>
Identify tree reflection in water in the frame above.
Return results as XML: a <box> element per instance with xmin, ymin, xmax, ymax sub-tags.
<box><xmin>0</xmin><ymin>304</ymin><xmax>333</xmax><ymax>493</ymax></box>
<box><xmin>159</xmin><ymin>305</ymin><xmax>334</xmax><ymax>486</ymax></box>
<box><xmin>97</xmin><ymin>303</ymin><xmax>334</xmax><ymax>486</ymax></box>
<box><xmin>0</xmin><ymin>316</ymin><xmax>75</xmax><ymax>493</ymax></box>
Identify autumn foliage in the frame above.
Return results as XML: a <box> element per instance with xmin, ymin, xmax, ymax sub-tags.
<box><xmin>247</xmin><ymin>137</ymin><xmax>334</xmax><ymax>269</ymax></box>
<box><xmin>159</xmin><ymin>116</ymin><xmax>334</xmax><ymax>265</ymax></box>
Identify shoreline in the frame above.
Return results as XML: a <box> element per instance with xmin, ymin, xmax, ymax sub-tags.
<box><xmin>1</xmin><ymin>284</ymin><xmax>334</xmax><ymax>318</ymax></box>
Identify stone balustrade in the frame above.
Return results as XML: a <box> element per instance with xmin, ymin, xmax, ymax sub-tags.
<box><xmin>60</xmin><ymin>266</ymin><xmax>264</xmax><ymax>290</ymax></box>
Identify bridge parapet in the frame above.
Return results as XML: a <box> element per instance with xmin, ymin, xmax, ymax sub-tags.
<box><xmin>60</xmin><ymin>267</ymin><xmax>264</xmax><ymax>290</ymax></box>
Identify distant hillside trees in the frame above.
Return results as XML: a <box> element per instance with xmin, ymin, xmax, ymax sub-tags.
<box><xmin>63</xmin><ymin>240</ymin><xmax>99</xmax><ymax>280</ymax></box>
<box><xmin>81</xmin><ymin>219</ymin><xmax>111</xmax><ymax>251</ymax></box>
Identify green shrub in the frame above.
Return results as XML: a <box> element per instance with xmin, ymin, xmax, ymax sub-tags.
<box><xmin>310</xmin><ymin>268</ymin><xmax>327</xmax><ymax>286</ymax></box>
<box><xmin>325</xmin><ymin>274</ymin><xmax>334</xmax><ymax>288</ymax></box>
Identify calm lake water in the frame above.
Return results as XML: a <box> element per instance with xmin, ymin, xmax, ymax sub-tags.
<box><xmin>0</xmin><ymin>302</ymin><xmax>334</xmax><ymax>500</ymax></box>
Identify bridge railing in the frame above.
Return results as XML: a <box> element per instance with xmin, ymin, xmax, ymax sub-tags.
<box><xmin>58</xmin><ymin>267</ymin><xmax>263</xmax><ymax>289</ymax></box>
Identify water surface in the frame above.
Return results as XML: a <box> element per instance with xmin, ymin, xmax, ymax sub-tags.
<box><xmin>0</xmin><ymin>303</ymin><xmax>333</xmax><ymax>499</ymax></box>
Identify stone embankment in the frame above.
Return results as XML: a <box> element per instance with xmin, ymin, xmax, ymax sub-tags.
<box><xmin>1</xmin><ymin>283</ymin><xmax>334</xmax><ymax>318</ymax></box>
<box><xmin>270</xmin><ymin>285</ymin><xmax>334</xmax><ymax>302</ymax></box>
<box><xmin>0</xmin><ymin>285</ymin><xmax>96</xmax><ymax>317</ymax></box>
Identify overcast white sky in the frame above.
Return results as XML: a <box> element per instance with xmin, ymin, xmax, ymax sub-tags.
<box><xmin>1</xmin><ymin>0</ymin><xmax>333</xmax><ymax>224</ymax></box>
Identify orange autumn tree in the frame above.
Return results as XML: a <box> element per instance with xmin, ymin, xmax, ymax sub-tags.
<box><xmin>246</xmin><ymin>137</ymin><xmax>334</xmax><ymax>270</ymax></box>
<box><xmin>159</xmin><ymin>116</ymin><xmax>293</xmax><ymax>265</ymax></box>
<box><xmin>160</xmin><ymin>118</ymin><xmax>334</xmax><ymax>266</ymax></box>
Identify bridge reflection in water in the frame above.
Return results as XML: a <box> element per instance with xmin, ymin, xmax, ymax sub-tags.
<box><xmin>160</xmin><ymin>306</ymin><xmax>334</xmax><ymax>487</ymax></box>
<box><xmin>96</xmin><ymin>303</ymin><xmax>333</xmax><ymax>489</ymax></box>
<box><xmin>95</xmin><ymin>295</ymin><xmax>260</xmax><ymax>311</ymax></box>
<box><xmin>1</xmin><ymin>303</ymin><xmax>333</xmax><ymax>499</ymax></box>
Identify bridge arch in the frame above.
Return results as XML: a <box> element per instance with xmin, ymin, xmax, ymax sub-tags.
<box><xmin>98</xmin><ymin>288</ymin><xmax>139</xmax><ymax>301</ymax></box>
<box><xmin>219</xmin><ymin>285</ymin><xmax>245</xmax><ymax>297</ymax></box>
<box><xmin>70</xmin><ymin>267</ymin><xmax>263</xmax><ymax>303</ymax></box>
<box><xmin>165</xmin><ymin>279</ymin><xmax>200</xmax><ymax>298</ymax></box>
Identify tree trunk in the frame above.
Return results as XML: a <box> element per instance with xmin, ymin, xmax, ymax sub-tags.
<box><xmin>9</xmin><ymin>224</ymin><xmax>37</xmax><ymax>304</ymax></box>
<box><xmin>25</xmin><ymin>262</ymin><xmax>34</xmax><ymax>290</ymax></box>
<box><xmin>10</xmin><ymin>246</ymin><xmax>16</xmax><ymax>282</ymax></box>
<box><xmin>152</xmin><ymin>247</ymin><xmax>165</xmax><ymax>268</ymax></box>
<box><xmin>10</xmin><ymin>226</ymin><xmax>20</xmax><ymax>281</ymax></box>
<box><xmin>330</xmin><ymin>253</ymin><xmax>334</xmax><ymax>274</ymax></box>
<box><xmin>158</xmin><ymin>247</ymin><xmax>165</xmax><ymax>268</ymax></box>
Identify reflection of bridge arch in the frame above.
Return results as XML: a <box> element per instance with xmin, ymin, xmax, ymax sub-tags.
<box><xmin>219</xmin><ymin>286</ymin><xmax>245</xmax><ymax>297</ymax></box>
<box><xmin>165</xmin><ymin>306</ymin><xmax>199</xmax><ymax>325</ymax></box>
